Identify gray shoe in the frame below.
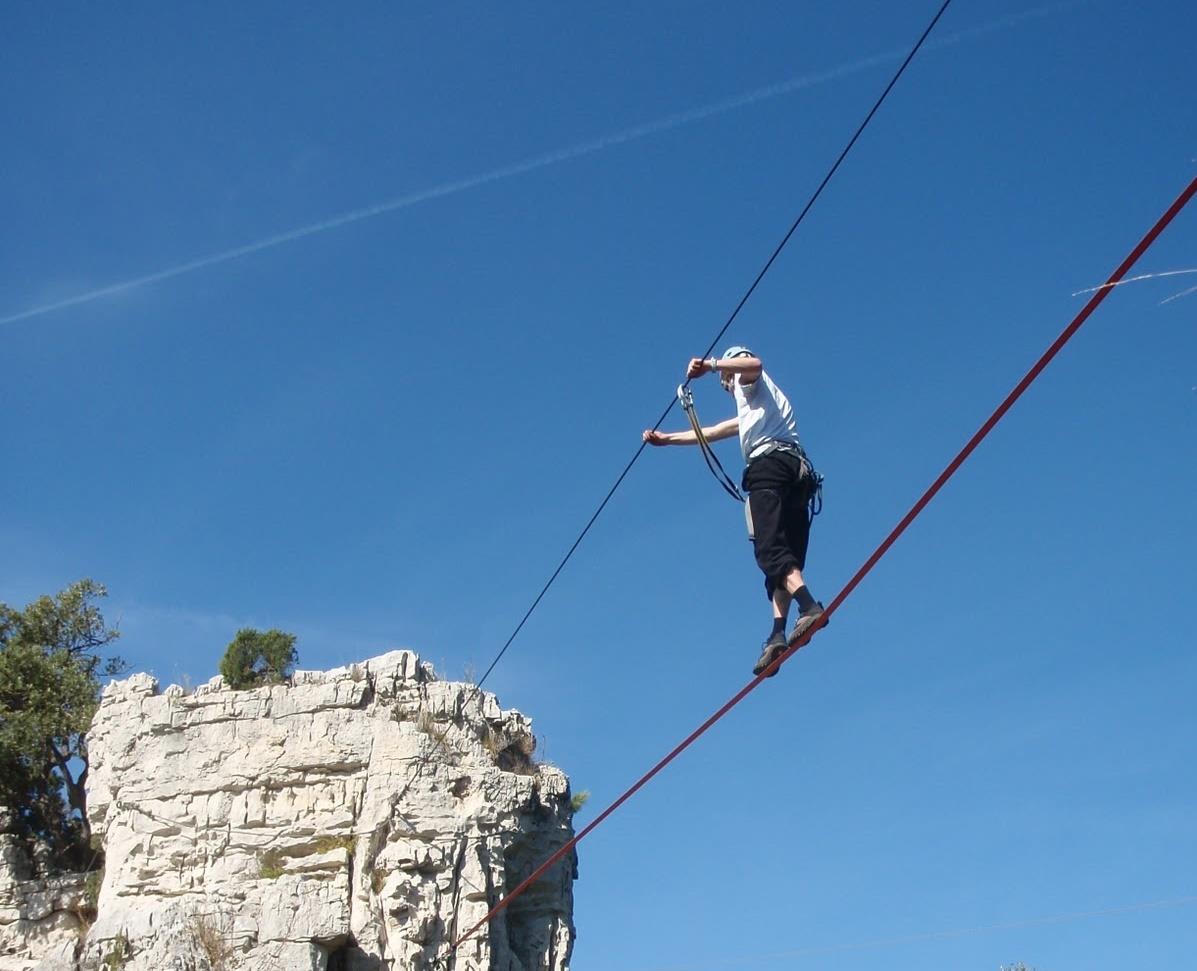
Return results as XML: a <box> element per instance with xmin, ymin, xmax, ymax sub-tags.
<box><xmin>753</xmin><ymin>631</ymin><xmax>788</xmax><ymax>678</ymax></box>
<box><xmin>788</xmin><ymin>602</ymin><xmax>826</xmax><ymax>647</ymax></box>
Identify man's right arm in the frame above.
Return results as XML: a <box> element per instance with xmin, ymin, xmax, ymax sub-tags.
<box><xmin>643</xmin><ymin>417</ymin><xmax>738</xmax><ymax>446</ymax></box>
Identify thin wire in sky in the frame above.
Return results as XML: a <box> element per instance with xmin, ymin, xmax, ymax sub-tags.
<box><xmin>1</xmin><ymin>2</ymin><xmax>1080</xmax><ymax>328</ymax></box>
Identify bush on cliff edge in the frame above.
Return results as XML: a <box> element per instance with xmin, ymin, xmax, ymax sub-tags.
<box><xmin>219</xmin><ymin>628</ymin><xmax>297</xmax><ymax>689</ymax></box>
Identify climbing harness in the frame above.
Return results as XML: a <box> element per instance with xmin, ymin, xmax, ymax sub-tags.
<box><xmin>804</xmin><ymin>453</ymin><xmax>825</xmax><ymax>521</ymax></box>
<box><xmin>749</xmin><ymin>440</ymin><xmax>824</xmax><ymax>522</ymax></box>
<box><xmin>677</xmin><ymin>383</ymin><xmax>824</xmax><ymax>524</ymax></box>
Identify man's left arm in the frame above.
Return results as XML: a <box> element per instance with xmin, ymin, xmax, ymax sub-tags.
<box><xmin>687</xmin><ymin>355</ymin><xmax>763</xmax><ymax>384</ymax></box>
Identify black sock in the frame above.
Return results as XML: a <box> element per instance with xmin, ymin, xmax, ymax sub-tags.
<box><xmin>771</xmin><ymin>615</ymin><xmax>787</xmax><ymax>637</ymax></box>
<box><xmin>794</xmin><ymin>585</ymin><xmax>816</xmax><ymax>612</ymax></box>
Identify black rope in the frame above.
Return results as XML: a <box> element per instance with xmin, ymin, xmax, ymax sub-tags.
<box><xmin>690</xmin><ymin>0</ymin><xmax>954</xmax><ymax>367</ymax></box>
<box><xmin>407</xmin><ymin>5</ymin><xmax>956</xmax><ymax>960</ymax></box>
<box><xmin>472</xmin><ymin>430</ymin><xmax>659</xmax><ymax>689</ymax></box>
<box><xmin>469</xmin><ymin>0</ymin><xmax>953</xmax><ymax>695</ymax></box>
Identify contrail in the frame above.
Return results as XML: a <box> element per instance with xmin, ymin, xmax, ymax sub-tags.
<box><xmin>1072</xmin><ymin>267</ymin><xmax>1197</xmax><ymax>296</ymax></box>
<box><xmin>1160</xmin><ymin>282</ymin><xmax>1197</xmax><ymax>305</ymax></box>
<box><xmin>2</xmin><ymin>2</ymin><xmax>1078</xmax><ymax>328</ymax></box>
<box><xmin>638</xmin><ymin>894</ymin><xmax>1197</xmax><ymax>971</ymax></box>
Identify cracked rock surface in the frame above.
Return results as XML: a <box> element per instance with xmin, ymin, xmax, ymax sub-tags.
<box><xmin>9</xmin><ymin>651</ymin><xmax>577</xmax><ymax>970</ymax></box>
<box><xmin>0</xmin><ymin>827</ymin><xmax>86</xmax><ymax>971</ymax></box>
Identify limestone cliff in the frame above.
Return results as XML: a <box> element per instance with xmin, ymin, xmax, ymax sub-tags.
<box><xmin>0</xmin><ymin>821</ymin><xmax>86</xmax><ymax>971</ymax></box>
<box><xmin>2</xmin><ymin>651</ymin><xmax>576</xmax><ymax>970</ymax></box>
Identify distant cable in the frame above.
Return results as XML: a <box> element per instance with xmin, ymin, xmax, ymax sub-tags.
<box><xmin>472</xmin><ymin>0</ymin><xmax>955</xmax><ymax>696</ymax></box>
<box><xmin>449</xmin><ymin>175</ymin><xmax>1197</xmax><ymax>952</ymax></box>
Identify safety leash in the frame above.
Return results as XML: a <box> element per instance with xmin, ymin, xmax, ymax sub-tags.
<box><xmin>677</xmin><ymin>384</ymin><xmax>745</xmax><ymax>502</ymax></box>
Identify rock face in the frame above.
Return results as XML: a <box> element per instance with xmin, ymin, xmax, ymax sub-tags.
<box><xmin>0</xmin><ymin>812</ymin><xmax>86</xmax><ymax>971</ymax></box>
<box><xmin>10</xmin><ymin>651</ymin><xmax>577</xmax><ymax>970</ymax></box>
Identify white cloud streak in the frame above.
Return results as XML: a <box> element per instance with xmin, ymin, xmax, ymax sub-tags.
<box><xmin>1160</xmin><ymin>282</ymin><xmax>1197</xmax><ymax>305</ymax></box>
<box><xmin>1</xmin><ymin>3</ymin><xmax>1078</xmax><ymax>328</ymax></box>
<box><xmin>1072</xmin><ymin>267</ymin><xmax>1197</xmax><ymax>297</ymax></box>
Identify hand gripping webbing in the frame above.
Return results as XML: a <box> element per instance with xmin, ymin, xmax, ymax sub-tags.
<box><xmin>677</xmin><ymin>384</ymin><xmax>745</xmax><ymax>502</ymax></box>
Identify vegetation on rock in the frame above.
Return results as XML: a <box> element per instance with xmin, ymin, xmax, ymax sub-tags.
<box><xmin>0</xmin><ymin>579</ymin><xmax>122</xmax><ymax>871</ymax></box>
<box><xmin>258</xmin><ymin>847</ymin><xmax>287</xmax><ymax>880</ymax></box>
<box><xmin>102</xmin><ymin>932</ymin><xmax>131</xmax><ymax>969</ymax></box>
<box><xmin>219</xmin><ymin>628</ymin><xmax>297</xmax><ymax>689</ymax></box>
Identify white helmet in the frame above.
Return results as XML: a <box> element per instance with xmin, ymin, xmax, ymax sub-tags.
<box><xmin>719</xmin><ymin>345</ymin><xmax>753</xmax><ymax>390</ymax></box>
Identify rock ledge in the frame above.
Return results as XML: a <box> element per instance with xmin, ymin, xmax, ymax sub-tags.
<box><xmin>4</xmin><ymin>651</ymin><xmax>576</xmax><ymax>971</ymax></box>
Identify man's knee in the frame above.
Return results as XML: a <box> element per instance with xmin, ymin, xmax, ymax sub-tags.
<box><xmin>754</xmin><ymin>546</ymin><xmax>796</xmax><ymax>586</ymax></box>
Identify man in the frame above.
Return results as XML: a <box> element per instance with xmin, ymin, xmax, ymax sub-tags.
<box><xmin>643</xmin><ymin>346</ymin><xmax>824</xmax><ymax>676</ymax></box>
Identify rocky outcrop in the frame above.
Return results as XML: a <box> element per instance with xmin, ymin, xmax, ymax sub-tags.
<box><xmin>8</xmin><ymin>651</ymin><xmax>576</xmax><ymax>970</ymax></box>
<box><xmin>0</xmin><ymin>813</ymin><xmax>87</xmax><ymax>971</ymax></box>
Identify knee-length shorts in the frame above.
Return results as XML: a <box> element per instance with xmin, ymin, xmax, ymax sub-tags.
<box><xmin>742</xmin><ymin>450</ymin><xmax>814</xmax><ymax>600</ymax></box>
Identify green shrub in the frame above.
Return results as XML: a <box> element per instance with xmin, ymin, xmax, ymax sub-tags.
<box><xmin>219</xmin><ymin>628</ymin><xmax>297</xmax><ymax>690</ymax></box>
<box><xmin>83</xmin><ymin>868</ymin><xmax>103</xmax><ymax>914</ymax></box>
<box><xmin>258</xmin><ymin>848</ymin><xmax>286</xmax><ymax>880</ymax></box>
<box><xmin>0</xmin><ymin>579</ymin><xmax>121</xmax><ymax>871</ymax></box>
<box><xmin>569</xmin><ymin>790</ymin><xmax>590</xmax><ymax>814</ymax></box>
<box><xmin>313</xmin><ymin>835</ymin><xmax>355</xmax><ymax>855</ymax></box>
<box><xmin>102</xmin><ymin>932</ymin><xmax>130</xmax><ymax>970</ymax></box>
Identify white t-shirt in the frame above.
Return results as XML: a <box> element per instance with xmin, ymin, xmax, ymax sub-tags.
<box><xmin>732</xmin><ymin>369</ymin><xmax>801</xmax><ymax>462</ymax></box>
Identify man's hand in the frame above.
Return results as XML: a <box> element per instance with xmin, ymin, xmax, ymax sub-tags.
<box><xmin>686</xmin><ymin>357</ymin><xmax>715</xmax><ymax>380</ymax></box>
<box><xmin>642</xmin><ymin>430</ymin><xmax>672</xmax><ymax>446</ymax></box>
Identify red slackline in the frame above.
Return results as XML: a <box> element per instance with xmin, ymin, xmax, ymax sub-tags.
<box><xmin>450</xmin><ymin>174</ymin><xmax>1197</xmax><ymax>952</ymax></box>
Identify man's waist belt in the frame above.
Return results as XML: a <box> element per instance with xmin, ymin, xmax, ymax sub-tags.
<box><xmin>747</xmin><ymin>439</ymin><xmax>804</xmax><ymax>462</ymax></box>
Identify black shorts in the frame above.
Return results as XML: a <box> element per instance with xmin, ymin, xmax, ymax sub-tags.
<box><xmin>742</xmin><ymin>450</ymin><xmax>813</xmax><ymax>599</ymax></box>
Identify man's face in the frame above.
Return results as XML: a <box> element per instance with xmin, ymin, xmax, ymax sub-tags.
<box><xmin>720</xmin><ymin>372</ymin><xmax>735</xmax><ymax>393</ymax></box>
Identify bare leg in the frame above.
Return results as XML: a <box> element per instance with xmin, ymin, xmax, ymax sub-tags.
<box><xmin>771</xmin><ymin>586</ymin><xmax>792</xmax><ymax>621</ymax></box>
<box><xmin>782</xmin><ymin>567</ymin><xmax>806</xmax><ymax>596</ymax></box>
<box><xmin>769</xmin><ymin>567</ymin><xmax>809</xmax><ymax>626</ymax></box>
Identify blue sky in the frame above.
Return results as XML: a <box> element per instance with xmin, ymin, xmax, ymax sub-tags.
<box><xmin>3</xmin><ymin>1</ymin><xmax>1195</xmax><ymax>968</ymax></box>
